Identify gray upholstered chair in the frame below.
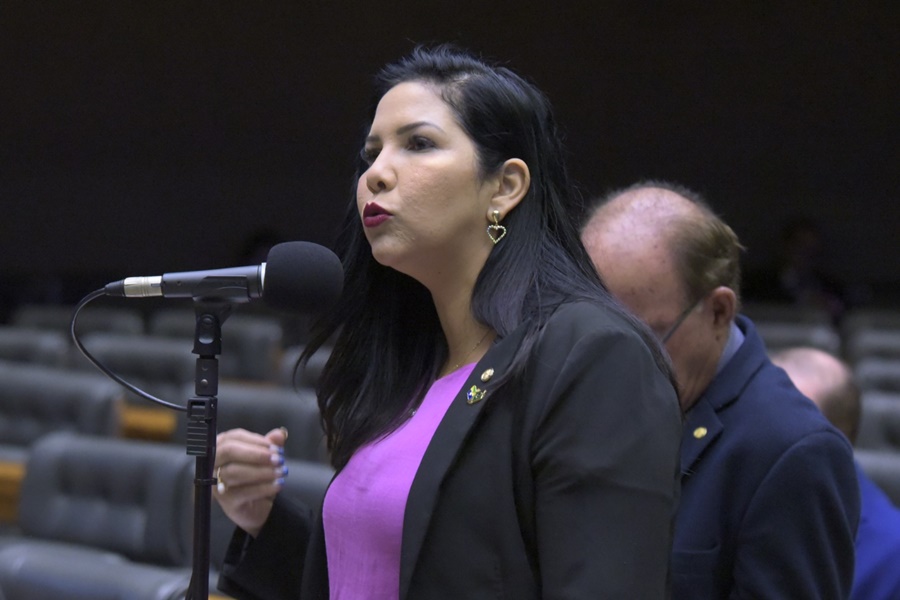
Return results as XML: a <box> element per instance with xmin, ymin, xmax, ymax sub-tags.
<box><xmin>756</xmin><ymin>322</ymin><xmax>841</xmax><ymax>355</ymax></box>
<box><xmin>855</xmin><ymin>357</ymin><xmax>900</xmax><ymax>393</ymax></box>
<box><xmin>175</xmin><ymin>380</ymin><xmax>328</xmax><ymax>464</ymax></box>
<box><xmin>12</xmin><ymin>303</ymin><xmax>145</xmax><ymax>336</ymax></box>
<box><xmin>845</xmin><ymin>330</ymin><xmax>900</xmax><ymax>365</ymax></box>
<box><xmin>855</xmin><ymin>391</ymin><xmax>900</xmax><ymax>452</ymax></box>
<box><xmin>0</xmin><ymin>432</ymin><xmax>197</xmax><ymax>600</ymax></box>
<box><xmin>148</xmin><ymin>308</ymin><xmax>284</xmax><ymax>382</ymax></box>
<box><xmin>0</xmin><ymin>326</ymin><xmax>70</xmax><ymax>367</ymax></box>
<box><xmin>277</xmin><ymin>344</ymin><xmax>332</xmax><ymax>389</ymax></box>
<box><xmin>0</xmin><ymin>360</ymin><xmax>122</xmax><ymax>463</ymax></box>
<box><xmin>69</xmin><ymin>332</ymin><xmax>196</xmax><ymax>405</ymax></box>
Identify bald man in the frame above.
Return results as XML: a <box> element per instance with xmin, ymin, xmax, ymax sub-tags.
<box><xmin>773</xmin><ymin>347</ymin><xmax>900</xmax><ymax>600</ymax></box>
<box><xmin>581</xmin><ymin>182</ymin><xmax>859</xmax><ymax>599</ymax></box>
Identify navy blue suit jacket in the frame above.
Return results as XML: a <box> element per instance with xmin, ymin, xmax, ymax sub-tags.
<box><xmin>672</xmin><ymin>316</ymin><xmax>860</xmax><ymax>599</ymax></box>
<box><xmin>852</xmin><ymin>462</ymin><xmax>900</xmax><ymax>600</ymax></box>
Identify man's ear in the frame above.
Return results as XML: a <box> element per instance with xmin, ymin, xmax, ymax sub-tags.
<box><xmin>708</xmin><ymin>286</ymin><xmax>737</xmax><ymax>330</ymax></box>
<box><xmin>487</xmin><ymin>158</ymin><xmax>530</xmax><ymax>220</ymax></box>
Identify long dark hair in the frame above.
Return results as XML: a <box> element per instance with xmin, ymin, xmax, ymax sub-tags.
<box><xmin>303</xmin><ymin>45</ymin><xmax>668</xmax><ymax>470</ymax></box>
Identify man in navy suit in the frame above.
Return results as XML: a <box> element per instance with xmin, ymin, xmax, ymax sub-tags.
<box><xmin>580</xmin><ymin>182</ymin><xmax>860</xmax><ymax>599</ymax></box>
<box><xmin>773</xmin><ymin>346</ymin><xmax>900</xmax><ymax>600</ymax></box>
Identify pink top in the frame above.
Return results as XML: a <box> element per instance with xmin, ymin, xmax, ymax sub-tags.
<box><xmin>322</xmin><ymin>364</ymin><xmax>476</xmax><ymax>599</ymax></box>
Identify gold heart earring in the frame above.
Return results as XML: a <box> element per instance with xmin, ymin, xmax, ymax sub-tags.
<box><xmin>487</xmin><ymin>210</ymin><xmax>507</xmax><ymax>245</ymax></box>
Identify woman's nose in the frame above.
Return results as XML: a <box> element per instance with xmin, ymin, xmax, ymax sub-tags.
<box><xmin>364</xmin><ymin>152</ymin><xmax>395</xmax><ymax>194</ymax></box>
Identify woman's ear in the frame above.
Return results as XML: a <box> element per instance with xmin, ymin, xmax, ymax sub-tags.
<box><xmin>488</xmin><ymin>158</ymin><xmax>530</xmax><ymax>220</ymax></box>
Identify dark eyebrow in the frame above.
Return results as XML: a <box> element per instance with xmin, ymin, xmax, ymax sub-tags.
<box><xmin>365</xmin><ymin>121</ymin><xmax>445</xmax><ymax>144</ymax></box>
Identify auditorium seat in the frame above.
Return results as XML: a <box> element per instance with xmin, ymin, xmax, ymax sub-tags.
<box><xmin>175</xmin><ymin>380</ymin><xmax>328</xmax><ymax>464</ymax></box>
<box><xmin>12</xmin><ymin>303</ymin><xmax>145</xmax><ymax>336</ymax></box>
<box><xmin>844</xmin><ymin>329</ymin><xmax>900</xmax><ymax>365</ymax></box>
<box><xmin>756</xmin><ymin>322</ymin><xmax>841</xmax><ymax>355</ymax></box>
<box><xmin>0</xmin><ymin>361</ymin><xmax>122</xmax><ymax>521</ymax></box>
<box><xmin>277</xmin><ymin>344</ymin><xmax>332</xmax><ymax>389</ymax></box>
<box><xmin>70</xmin><ymin>331</ymin><xmax>196</xmax><ymax>405</ymax></box>
<box><xmin>0</xmin><ymin>326</ymin><xmax>70</xmax><ymax>367</ymax></box>
<box><xmin>854</xmin><ymin>357</ymin><xmax>900</xmax><ymax>393</ymax></box>
<box><xmin>149</xmin><ymin>308</ymin><xmax>284</xmax><ymax>382</ymax></box>
<box><xmin>841</xmin><ymin>307</ymin><xmax>900</xmax><ymax>339</ymax></box>
<box><xmin>855</xmin><ymin>448</ymin><xmax>900</xmax><ymax>507</ymax></box>
<box><xmin>0</xmin><ymin>432</ymin><xmax>197</xmax><ymax>600</ymax></box>
<box><xmin>855</xmin><ymin>391</ymin><xmax>900</xmax><ymax>452</ymax></box>
<box><xmin>0</xmin><ymin>360</ymin><xmax>122</xmax><ymax>462</ymax></box>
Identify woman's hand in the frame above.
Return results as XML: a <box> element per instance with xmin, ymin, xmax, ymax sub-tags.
<box><xmin>213</xmin><ymin>427</ymin><xmax>288</xmax><ymax>538</ymax></box>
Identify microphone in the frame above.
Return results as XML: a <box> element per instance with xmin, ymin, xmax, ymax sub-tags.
<box><xmin>103</xmin><ymin>241</ymin><xmax>343</xmax><ymax>313</ymax></box>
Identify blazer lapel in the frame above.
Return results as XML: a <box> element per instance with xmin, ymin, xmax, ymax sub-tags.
<box><xmin>680</xmin><ymin>398</ymin><xmax>723</xmax><ymax>477</ymax></box>
<box><xmin>398</xmin><ymin>325</ymin><xmax>527</xmax><ymax>600</ymax></box>
<box><xmin>679</xmin><ymin>316</ymin><xmax>767</xmax><ymax>478</ymax></box>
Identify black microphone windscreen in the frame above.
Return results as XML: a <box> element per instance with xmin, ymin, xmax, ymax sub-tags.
<box><xmin>263</xmin><ymin>242</ymin><xmax>343</xmax><ymax>314</ymax></box>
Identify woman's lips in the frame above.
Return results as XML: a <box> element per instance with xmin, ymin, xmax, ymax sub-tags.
<box><xmin>363</xmin><ymin>202</ymin><xmax>391</xmax><ymax>228</ymax></box>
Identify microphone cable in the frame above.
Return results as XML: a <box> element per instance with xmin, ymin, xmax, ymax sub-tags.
<box><xmin>70</xmin><ymin>288</ymin><xmax>187</xmax><ymax>412</ymax></box>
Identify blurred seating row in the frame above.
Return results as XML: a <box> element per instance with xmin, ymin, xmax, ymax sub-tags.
<box><xmin>743</xmin><ymin>302</ymin><xmax>900</xmax><ymax>393</ymax></box>
<box><xmin>743</xmin><ymin>302</ymin><xmax>900</xmax><ymax>360</ymax></box>
<box><xmin>0</xmin><ymin>431</ymin><xmax>334</xmax><ymax>600</ymax></box>
<box><xmin>0</xmin><ymin>358</ymin><xmax>329</xmax><ymax>461</ymax></box>
<box><xmin>0</xmin><ymin>321</ymin><xmax>330</xmax><ymax>399</ymax></box>
<box><xmin>2</xmin><ymin>304</ymin><xmax>290</xmax><ymax>382</ymax></box>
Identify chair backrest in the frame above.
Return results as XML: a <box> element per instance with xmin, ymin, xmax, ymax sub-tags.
<box><xmin>12</xmin><ymin>303</ymin><xmax>145</xmax><ymax>335</ymax></box>
<box><xmin>855</xmin><ymin>357</ymin><xmax>900</xmax><ymax>393</ymax></box>
<box><xmin>148</xmin><ymin>308</ymin><xmax>284</xmax><ymax>381</ymax></box>
<box><xmin>277</xmin><ymin>345</ymin><xmax>331</xmax><ymax>389</ymax></box>
<box><xmin>17</xmin><ymin>432</ymin><xmax>195</xmax><ymax>566</ymax></box>
<box><xmin>756</xmin><ymin>322</ymin><xmax>841</xmax><ymax>355</ymax></box>
<box><xmin>841</xmin><ymin>308</ymin><xmax>900</xmax><ymax>339</ymax></box>
<box><xmin>856</xmin><ymin>391</ymin><xmax>900</xmax><ymax>451</ymax></box>
<box><xmin>0</xmin><ymin>360</ymin><xmax>123</xmax><ymax>449</ymax></box>
<box><xmin>855</xmin><ymin>448</ymin><xmax>900</xmax><ymax>507</ymax></box>
<box><xmin>0</xmin><ymin>326</ymin><xmax>70</xmax><ymax>367</ymax></box>
<box><xmin>175</xmin><ymin>381</ymin><xmax>328</xmax><ymax>463</ymax></box>
<box><xmin>845</xmin><ymin>330</ymin><xmax>900</xmax><ymax>365</ymax></box>
<box><xmin>70</xmin><ymin>332</ymin><xmax>196</xmax><ymax>404</ymax></box>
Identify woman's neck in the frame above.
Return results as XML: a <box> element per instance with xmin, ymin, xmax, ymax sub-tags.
<box><xmin>432</xmin><ymin>284</ymin><xmax>494</xmax><ymax>377</ymax></box>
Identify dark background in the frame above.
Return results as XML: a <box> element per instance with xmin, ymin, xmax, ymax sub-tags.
<box><xmin>1</xmin><ymin>2</ymin><xmax>897</xmax><ymax>316</ymax></box>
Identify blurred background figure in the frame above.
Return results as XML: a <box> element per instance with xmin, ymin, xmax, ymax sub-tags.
<box><xmin>744</xmin><ymin>216</ymin><xmax>852</xmax><ymax>322</ymax></box>
<box><xmin>772</xmin><ymin>346</ymin><xmax>900</xmax><ymax>600</ymax></box>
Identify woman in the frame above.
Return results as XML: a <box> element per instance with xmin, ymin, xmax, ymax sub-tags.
<box><xmin>214</xmin><ymin>45</ymin><xmax>681</xmax><ymax>599</ymax></box>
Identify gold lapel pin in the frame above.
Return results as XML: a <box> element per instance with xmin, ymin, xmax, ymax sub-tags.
<box><xmin>693</xmin><ymin>427</ymin><xmax>708</xmax><ymax>439</ymax></box>
<box><xmin>480</xmin><ymin>368</ymin><xmax>494</xmax><ymax>382</ymax></box>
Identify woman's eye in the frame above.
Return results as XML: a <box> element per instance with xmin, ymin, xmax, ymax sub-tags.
<box><xmin>407</xmin><ymin>135</ymin><xmax>435</xmax><ymax>152</ymax></box>
<box><xmin>360</xmin><ymin>147</ymin><xmax>379</xmax><ymax>165</ymax></box>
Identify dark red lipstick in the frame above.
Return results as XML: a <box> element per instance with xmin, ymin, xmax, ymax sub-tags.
<box><xmin>363</xmin><ymin>202</ymin><xmax>392</xmax><ymax>228</ymax></box>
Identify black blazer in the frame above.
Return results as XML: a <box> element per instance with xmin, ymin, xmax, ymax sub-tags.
<box><xmin>220</xmin><ymin>301</ymin><xmax>682</xmax><ymax>599</ymax></box>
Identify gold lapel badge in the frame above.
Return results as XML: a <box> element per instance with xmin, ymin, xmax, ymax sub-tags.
<box><xmin>466</xmin><ymin>385</ymin><xmax>486</xmax><ymax>405</ymax></box>
<box><xmin>693</xmin><ymin>427</ymin><xmax>708</xmax><ymax>439</ymax></box>
<box><xmin>480</xmin><ymin>368</ymin><xmax>494</xmax><ymax>382</ymax></box>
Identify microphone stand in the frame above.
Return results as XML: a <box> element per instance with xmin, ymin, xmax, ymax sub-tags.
<box><xmin>185</xmin><ymin>299</ymin><xmax>232</xmax><ymax>600</ymax></box>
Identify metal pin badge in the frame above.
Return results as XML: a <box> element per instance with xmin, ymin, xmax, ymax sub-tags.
<box><xmin>466</xmin><ymin>385</ymin><xmax>485</xmax><ymax>405</ymax></box>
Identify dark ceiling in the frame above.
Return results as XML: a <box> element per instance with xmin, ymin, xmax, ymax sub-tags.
<box><xmin>1</xmin><ymin>2</ymin><xmax>897</xmax><ymax>305</ymax></box>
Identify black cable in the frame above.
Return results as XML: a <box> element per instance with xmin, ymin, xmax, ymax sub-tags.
<box><xmin>69</xmin><ymin>289</ymin><xmax>187</xmax><ymax>412</ymax></box>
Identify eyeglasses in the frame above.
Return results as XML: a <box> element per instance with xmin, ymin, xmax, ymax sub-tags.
<box><xmin>659</xmin><ymin>298</ymin><xmax>702</xmax><ymax>344</ymax></box>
